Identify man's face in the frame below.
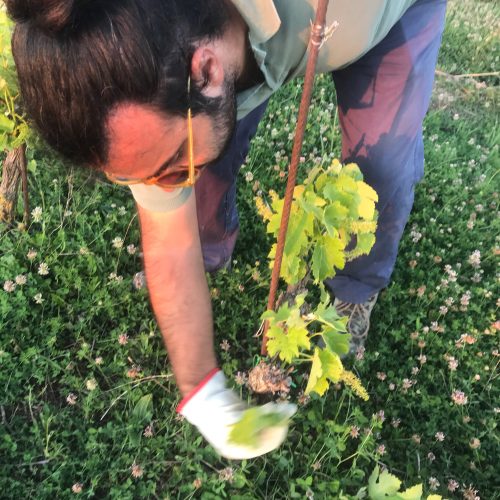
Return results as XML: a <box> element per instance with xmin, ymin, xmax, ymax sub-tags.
<box><xmin>104</xmin><ymin>81</ymin><xmax>236</xmax><ymax>187</ymax></box>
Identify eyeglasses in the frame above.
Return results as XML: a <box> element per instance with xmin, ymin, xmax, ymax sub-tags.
<box><xmin>105</xmin><ymin>76</ymin><xmax>202</xmax><ymax>189</ymax></box>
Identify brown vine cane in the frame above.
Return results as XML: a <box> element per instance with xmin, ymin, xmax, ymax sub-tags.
<box><xmin>261</xmin><ymin>0</ymin><xmax>331</xmax><ymax>355</ymax></box>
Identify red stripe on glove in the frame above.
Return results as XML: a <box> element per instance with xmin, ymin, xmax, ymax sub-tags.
<box><xmin>176</xmin><ymin>367</ymin><xmax>221</xmax><ymax>414</ymax></box>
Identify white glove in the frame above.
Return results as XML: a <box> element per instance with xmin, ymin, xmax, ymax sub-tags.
<box><xmin>177</xmin><ymin>368</ymin><xmax>296</xmax><ymax>459</ymax></box>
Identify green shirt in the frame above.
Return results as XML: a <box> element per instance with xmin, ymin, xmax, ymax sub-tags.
<box><xmin>129</xmin><ymin>0</ymin><xmax>417</xmax><ymax>212</ymax></box>
<box><xmin>233</xmin><ymin>0</ymin><xmax>417</xmax><ymax>119</ymax></box>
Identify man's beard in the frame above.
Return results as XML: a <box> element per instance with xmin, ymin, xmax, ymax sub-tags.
<box><xmin>206</xmin><ymin>76</ymin><xmax>238</xmax><ymax>163</ymax></box>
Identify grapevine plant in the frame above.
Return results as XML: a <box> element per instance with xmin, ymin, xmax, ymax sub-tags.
<box><xmin>230</xmin><ymin>159</ymin><xmax>443</xmax><ymax>498</ymax></box>
<box><xmin>229</xmin><ymin>159</ymin><xmax>378</xmax><ymax>439</ymax></box>
<box><xmin>258</xmin><ymin>160</ymin><xmax>378</xmax><ymax>392</ymax></box>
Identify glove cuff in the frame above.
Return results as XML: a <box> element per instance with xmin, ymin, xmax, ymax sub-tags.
<box><xmin>176</xmin><ymin>367</ymin><xmax>221</xmax><ymax>414</ymax></box>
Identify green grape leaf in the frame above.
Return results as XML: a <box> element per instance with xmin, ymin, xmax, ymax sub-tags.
<box><xmin>357</xmin><ymin>180</ymin><xmax>379</xmax><ymax>202</ymax></box>
<box><xmin>356</xmin><ymin>181</ymin><xmax>378</xmax><ymax>220</ymax></box>
<box><xmin>322</xmin><ymin>182</ymin><xmax>345</xmax><ymax>204</ymax></box>
<box><xmin>314</xmin><ymin>301</ymin><xmax>346</xmax><ymax>329</ymax></box>
<box><xmin>398</xmin><ymin>484</ymin><xmax>423</xmax><ymax>499</ymax></box>
<box><xmin>357</xmin><ymin>197</ymin><xmax>376</xmax><ymax>220</ymax></box>
<box><xmin>368</xmin><ymin>466</ymin><xmax>402</xmax><ymax>499</ymax></box>
<box><xmin>284</xmin><ymin>209</ymin><xmax>314</xmax><ymax>256</ymax></box>
<box><xmin>281</xmin><ymin>252</ymin><xmax>307</xmax><ymax>284</ymax></box>
<box><xmin>323</xmin><ymin>201</ymin><xmax>348</xmax><ymax>237</ymax></box>
<box><xmin>267</xmin><ymin>211</ymin><xmax>282</xmax><ymax>234</ymax></box>
<box><xmin>367</xmin><ymin>466</ymin><xmax>428</xmax><ymax>500</ymax></box>
<box><xmin>305</xmin><ymin>348</ymin><xmax>343</xmax><ymax>396</ymax></box>
<box><xmin>356</xmin><ymin>232</ymin><xmax>376</xmax><ymax>255</ymax></box>
<box><xmin>314</xmin><ymin>171</ymin><xmax>330</xmax><ymax>192</ymax></box>
<box><xmin>311</xmin><ymin>235</ymin><xmax>346</xmax><ymax>283</ymax></box>
<box><xmin>342</xmin><ymin>162</ymin><xmax>363</xmax><ymax>180</ymax></box>
<box><xmin>329</xmin><ymin>158</ymin><xmax>343</xmax><ymax>174</ymax></box>
<box><xmin>228</xmin><ymin>407</ymin><xmax>290</xmax><ymax>448</ymax></box>
<box><xmin>298</xmin><ymin>190</ymin><xmax>326</xmax><ymax>219</ymax></box>
<box><xmin>336</xmin><ymin>173</ymin><xmax>358</xmax><ymax>194</ymax></box>
<box><xmin>0</xmin><ymin>114</ymin><xmax>14</xmax><ymax>133</ymax></box>
<box><xmin>322</xmin><ymin>327</ymin><xmax>350</xmax><ymax>356</ymax></box>
<box><xmin>266</xmin><ymin>323</ymin><xmax>310</xmax><ymax>363</ymax></box>
<box><xmin>305</xmin><ymin>348</ymin><xmax>329</xmax><ymax>396</ymax></box>
<box><xmin>262</xmin><ymin>294</ymin><xmax>307</xmax><ymax>325</ymax></box>
<box><xmin>261</xmin><ymin>303</ymin><xmax>290</xmax><ymax>323</ymax></box>
<box><xmin>293</xmin><ymin>292</ymin><xmax>307</xmax><ymax>311</ymax></box>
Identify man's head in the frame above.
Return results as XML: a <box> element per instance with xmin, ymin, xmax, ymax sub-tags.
<box><xmin>6</xmin><ymin>0</ymin><xmax>241</xmax><ymax>177</ymax></box>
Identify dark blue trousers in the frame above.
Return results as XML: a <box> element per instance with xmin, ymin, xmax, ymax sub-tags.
<box><xmin>195</xmin><ymin>0</ymin><xmax>447</xmax><ymax>303</ymax></box>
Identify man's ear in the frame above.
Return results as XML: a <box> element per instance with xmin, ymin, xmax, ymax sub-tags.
<box><xmin>190</xmin><ymin>46</ymin><xmax>225</xmax><ymax>98</ymax></box>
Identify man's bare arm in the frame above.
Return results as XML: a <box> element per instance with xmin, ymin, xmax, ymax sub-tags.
<box><xmin>136</xmin><ymin>190</ymin><xmax>217</xmax><ymax>396</ymax></box>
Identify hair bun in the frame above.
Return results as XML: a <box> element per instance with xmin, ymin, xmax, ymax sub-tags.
<box><xmin>5</xmin><ymin>0</ymin><xmax>83</xmax><ymax>32</ymax></box>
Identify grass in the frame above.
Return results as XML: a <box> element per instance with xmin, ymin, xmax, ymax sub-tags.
<box><xmin>0</xmin><ymin>0</ymin><xmax>498</xmax><ymax>498</ymax></box>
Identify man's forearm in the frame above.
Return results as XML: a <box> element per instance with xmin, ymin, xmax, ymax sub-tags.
<box><xmin>137</xmin><ymin>194</ymin><xmax>217</xmax><ymax>397</ymax></box>
<box><xmin>144</xmin><ymin>244</ymin><xmax>217</xmax><ymax>396</ymax></box>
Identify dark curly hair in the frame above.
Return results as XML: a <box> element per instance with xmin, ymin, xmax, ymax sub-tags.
<box><xmin>5</xmin><ymin>0</ymin><xmax>231</xmax><ymax>167</ymax></box>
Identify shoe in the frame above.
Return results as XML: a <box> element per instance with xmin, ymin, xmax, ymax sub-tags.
<box><xmin>333</xmin><ymin>293</ymin><xmax>379</xmax><ymax>355</ymax></box>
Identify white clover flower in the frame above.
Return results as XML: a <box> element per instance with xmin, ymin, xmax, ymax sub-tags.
<box><xmin>38</xmin><ymin>263</ymin><xmax>49</xmax><ymax>275</ymax></box>
<box><xmin>461</xmin><ymin>291</ymin><xmax>471</xmax><ymax>307</ymax></box>
<box><xmin>31</xmin><ymin>206</ymin><xmax>43</xmax><ymax>222</ymax></box>
<box><xmin>85</xmin><ymin>378</ymin><xmax>97</xmax><ymax>391</ymax></box>
<box><xmin>435</xmin><ymin>431</ymin><xmax>445</xmax><ymax>441</ymax></box>
<box><xmin>118</xmin><ymin>333</ymin><xmax>129</xmax><ymax>345</ymax></box>
<box><xmin>402</xmin><ymin>378</ymin><xmax>413</xmax><ymax>390</ymax></box>
<box><xmin>66</xmin><ymin>393</ymin><xmax>78</xmax><ymax>405</ymax></box>
<box><xmin>220</xmin><ymin>339</ymin><xmax>231</xmax><ymax>352</ymax></box>
<box><xmin>448</xmin><ymin>357</ymin><xmax>458</xmax><ymax>371</ymax></box>
<box><xmin>451</xmin><ymin>389</ymin><xmax>468</xmax><ymax>405</ymax></box>
<box><xmin>71</xmin><ymin>483</ymin><xmax>83</xmax><ymax>493</ymax></box>
<box><xmin>127</xmin><ymin>244</ymin><xmax>137</xmax><ymax>255</ymax></box>
<box><xmin>471</xmin><ymin>272</ymin><xmax>482</xmax><ymax>283</ymax></box>
<box><xmin>411</xmin><ymin>229</ymin><xmax>423</xmax><ymax>242</ymax></box>
<box><xmin>27</xmin><ymin>249</ymin><xmax>37</xmax><ymax>261</ymax></box>
<box><xmin>244</xmin><ymin>171</ymin><xmax>254</xmax><ymax>182</ymax></box>
<box><xmin>391</xmin><ymin>418</ymin><xmax>401</xmax><ymax>428</ymax></box>
<box><xmin>33</xmin><ymin>293</ymin><xmax>44</xmax><ymax>304</ymax></box>
<box><xmin>112</xmin><ymin>237</ymin><xmax>124</xmax><ymax>249</ymax></box>
<box><xmin>15</xmin><ymin>274</ymin><xmax>27</xmax><ymax>285</ymax></box>
<box><xmin>468</xmin><ymin>250</ymin><xmax>481</xmax><ymax>268</ymax></box>
<box><xmin>131</xmin><ymin>462</ymin><xmax>144</xmax><ymax>478</ymax></box>
<box><xmin>218</xmin><ymin>466</ymin><xmax>235</xmax><ymax>482</ymax></box>
<box><xmin>428</xmin><ymin>477</ymin><xmax>440</xmax><ymax>490</ymax></box>
<box><xmin>469</xmin><ymin>438</ymin><xmax>481</xmax><ymax>449</ymax></box>
<box><xmin>3</xmin><ymin>280</ymin><xmax>16</xmax><ymax>293</ymax></box>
